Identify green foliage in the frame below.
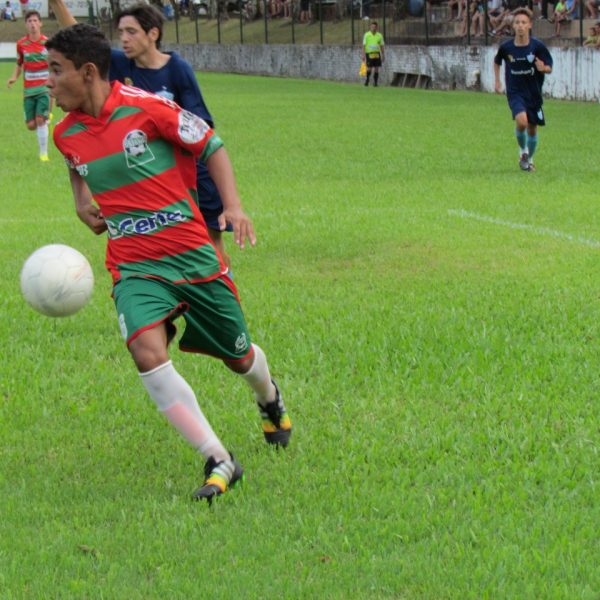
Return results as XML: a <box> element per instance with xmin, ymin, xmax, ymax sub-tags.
<box><xmin>1</xmin><ymin>65</ymin><xmax>599</xmax><ymax>598</ymax></box>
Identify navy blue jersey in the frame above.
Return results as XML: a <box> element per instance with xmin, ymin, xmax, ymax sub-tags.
<box><xmin>494</xmin><ymin>38</ymin><xmax>553</xmax><ymax>108</ymax></box>
<box><xmin>109</xmin><ymin>49</ymin><xmax>226</xmax><ymax>230</ymax></box>
<box><xmin>110</xmin><ymin>49</ymin><xmax>214</xmax><ymax>126</ymax></box>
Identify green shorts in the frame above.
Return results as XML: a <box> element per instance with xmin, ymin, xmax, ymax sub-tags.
<box><xmin>23</xmin><ymin>93</ymin><xmax>50</xmax><ymax>122</ymax></box>
<box><xmin>113</xmin><ymin>275</ymin><xmax>252</xmax><ymax>361</ymax></box>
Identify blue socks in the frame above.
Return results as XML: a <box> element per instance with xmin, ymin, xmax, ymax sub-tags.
<box><xmin>527</xmin><ymin>134</ymin><xmax>538</xmax><ymax>160</ymax></box>
<box><xmin>515</xmin><ymin>128</ymin><xmax>527</xmax><ymax>153</ymax></box>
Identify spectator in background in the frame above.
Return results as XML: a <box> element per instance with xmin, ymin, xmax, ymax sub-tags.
<box><xmin>539</xmin><ymin>0</ymin><xmax>558</xmax><ymax>19</ymax></box>
<box><xmin>552</xmin><ymin>0</ymin><xmax>578</xmax><ymax>36</ymax></box>
<box><xmin>447</xmin><ymin>0</ymin><xmax>466</xmax><ymax>20</ymax></box>
<box><xmin>299</xmin><ymin>0</ymin><xmax>310</xmax><ymax>21</ymax></box>
<box><xmin>583</xmin><ymin>20</ymin><xmax>600</xmax><ymax>43</ymax></box>
<box><xmin>2</xmin><ymin>1</ymin><xmax>17</xmax><ymax>19</ymax></box>
<box><xmin>584</xmin><ymin>0</ymin><xmax>599</xmax><ymax>17</ymax></box>
<box><xmin>18</xmin><ymin>0</ymin><xmax>28</xmax><ymax>16</ymax></box>
<box><xmin>460</xmin><ymin>0</ymin><xmax>485</xmax><ymax>36</ymax></box>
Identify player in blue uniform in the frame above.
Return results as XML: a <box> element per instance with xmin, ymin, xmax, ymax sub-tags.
<box><xmin>493</xmin><ymin>7</ymin><xmax>553</xmax><ymax>172</ymax></box>
<box><xmin>48</xmin><ymin>0</ymin><xmax>238</xmax><ymax>266</ymax></box>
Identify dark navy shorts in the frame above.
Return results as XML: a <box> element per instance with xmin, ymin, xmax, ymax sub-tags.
<box><xmin>196</xmin><ymin>161</ymin><xmax>233</xmax><ymax>232</ymax></box>
<box><xmin>508</xmin><ymin>95</ymin><xmax>546</xmax><ymax>126</ymax></box>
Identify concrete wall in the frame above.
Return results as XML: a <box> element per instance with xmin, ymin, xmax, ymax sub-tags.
<box><xmin>167</xmin><ymin>43</ymin><xmax>600</xmax><ymax>102</ymax></box>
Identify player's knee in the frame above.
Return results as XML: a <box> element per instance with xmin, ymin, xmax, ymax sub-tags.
<box><xmin>223</xmin><ymin>354</ymin><xmax>254</xmax><ymax>374</ymax></box>
<box><xmin>515</xmin><ymin>113</ymin><xmax>528</xmax><ymax>129</ymax></box>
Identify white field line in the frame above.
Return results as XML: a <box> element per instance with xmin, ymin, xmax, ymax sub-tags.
<box><xmin>448</xmin><ymin>209</ymin><xmax>600</xmax><ymax>249</ymax></box>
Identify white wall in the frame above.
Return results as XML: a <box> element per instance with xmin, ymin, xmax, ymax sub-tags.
<box><xmin>168</xmin><ymin>43</ymin><xmax>600</xmax><ymax>102</ymax></box>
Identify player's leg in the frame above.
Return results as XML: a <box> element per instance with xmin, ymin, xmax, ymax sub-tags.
<box><xmin>115</xmin><ymin>277</ymin><xmax>240</xmax><ymax>501</ymax></box>
<box><xmin>179</xmin><ymin>276</ymin><xmax>292</xmax><ymax>449</ymax></box>
<box><xmin>365</xmin><ymin>57</ymin><xmax>372</xmax><ymax>86</ymax></box>
<box><xmin>34</xmin><ymin>94</ymin><xmax>50</xmax><ymax>161</ymax></box>
<box><xmin>225</xmin><ymin>344</ymin><xmax>292</xmax><ymax>447</ymax></box>
<box><xmin>373</xmin><ymin>62</ymin><xmax>380</xmax><ymax>86</ymax></box>
<box><xmin>526</xmin><ymin>119</ymin><xmax>540</xmax><ymax>171</ymax></box>
<box><xmin>511</xmin><ymin>103</ymin><xmax>530</xmax><ymax>170</ymax></box>
<box><xmin>24</xmin><ymin>96</ymin><xmax>37</xmax><ymax>133</ymax></box>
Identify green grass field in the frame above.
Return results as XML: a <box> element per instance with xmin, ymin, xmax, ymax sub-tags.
<box><xmin>1</xmin><ymin>63</ymin><xmax>599</xmax><ymax>598</ymax></box>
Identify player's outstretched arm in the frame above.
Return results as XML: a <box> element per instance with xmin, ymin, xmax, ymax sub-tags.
<box><xmin>205</xmin><ymin>147</ymin><xmax>256</xmax><ymax>249</ymax></box>
<box><xmin>7</xmin><ymin>65</ymin><xmax>21</xmax><ymax>87</ymax></box>
<box><xmin>69</xmin><ymin>169</ymin><xmax>107</xmax><ymax>235</ymax></box>
<box><xmin>48</xmin><ymin>0</ymin><xmax>78</xmax><ymax>27</ymax></box>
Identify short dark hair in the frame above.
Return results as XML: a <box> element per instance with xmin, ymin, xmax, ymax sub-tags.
<box><xmin>46</xmin><ymin>23</ymin><xmax>112</xmax><ymax>80</ymax></box>
<box><xmin>115</xmin><ymin>3</ymin><xmax>165</xmax><ymax>48</ymax></box>
<box><xmin>24</xmin><ymin>9</ymin><xmax>42</xmax><ymax>20</ymax></box>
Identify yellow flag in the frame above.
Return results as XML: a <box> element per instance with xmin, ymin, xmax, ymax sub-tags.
<box><xmin>359</xmin><ymin>61</ymin><xmax>366</xmax><ymax>77</ymax></box>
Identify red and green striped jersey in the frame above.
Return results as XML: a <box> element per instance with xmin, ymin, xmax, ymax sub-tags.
<box><xmin>16</xmin><ymin>35</ymin><xmax>49</xmax><ymax>97</ymax></box>
<box><xmin>53</xmin><ymin>81</ymin><xmax>226</xmax><ymax>285</ymax></box>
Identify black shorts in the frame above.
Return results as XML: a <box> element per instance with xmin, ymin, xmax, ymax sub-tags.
<box><xmin>366</xmin><ymin>55</ymin><xmax>382</xmax><ymax>68</ymax></box>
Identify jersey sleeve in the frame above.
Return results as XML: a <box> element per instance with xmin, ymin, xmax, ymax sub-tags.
<box><xmin>149</xmin><ymin>95</ymin><xmax>222</xmax><ymax>162</ymax></box>
<box><xmin>173</xmin><ymin>57</ymin><xmax>214</xmax><ymax>127</ymax></box>
<box><xmin>536</xmin><ymin>42</ymin><xmax>553</xmax><ymax>68</ymax></box>
<box><xmin>494</xmin><ymin>46</ymin><xmax>505</xmax><ymax>66</ymax></box>
<box><xmin>16</xmin><ymin>41</ymin><xmax>23</xmax><ymax>66</ymax></box>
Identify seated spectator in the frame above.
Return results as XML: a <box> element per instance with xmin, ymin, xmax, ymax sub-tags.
<box><xmin>552</xmin><ymin>0</ymin><xmax>578</xmax><ymax>35</ymax></box>
<box><xmin>583</xmin><ymin>20</ymin><xmax>600</xmax><ymax>43</ymax></box>
<box><xmin>1</xmin><ymin>1</ymin><xmax>17</xmax><ymax>19</ymax></box>
<box><xmin>539</xmin><ymin>0</ymin><xmax>557</xmax><ymax>19</ymax></box>
<box><xmin>447</xmin><ymin>0</ymin><xmax>466</xmax><ymax>20</ymax></box>
<box><xmin>585</xmin><ymin>0</ymin><xmax>599</xmax><ymax>17</ymax></box>
<box><xmin>460</xmin><ymin>0</ymin><xmax>485</xmax><ymax>36</ymax></box>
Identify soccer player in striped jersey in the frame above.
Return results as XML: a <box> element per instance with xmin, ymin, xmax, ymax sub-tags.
<box><xmin>47</xmin><ymin>24</ymin><xmax>292</xmax><ymax>503</ymax></box>
<box><xmin>48</xmin><ymin>0</ymin><xmax>235</xmax><ymax>269</ymax></box>
<box><xmin>7</xmin><ymin>10</ymin><xmax>52</xmax><ymax>161</ymax></box>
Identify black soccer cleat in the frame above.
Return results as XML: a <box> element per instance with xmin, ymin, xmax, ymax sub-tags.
<box><xmin>519</xmin><ymin>152</ymin><xmax>530</xmax><ymax>171</ymax></box>
<box><xmin>259</xmin><ymin>379</ymin><xmax>292</xmax><ymax>448</ymax></box>
<box><xmin>192</xmin><ymin>453</ymin><xmax>244</xmax><ymax>504</ymax></box>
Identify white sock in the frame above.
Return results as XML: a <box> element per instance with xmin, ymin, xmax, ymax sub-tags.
<box><xmin>240</xmin><ymin>344</ymin><xmax>276</xmax><ymax>407</ymax></box>
<box><xmin>139</xmin><ymin>361</ymin><xmax>228</xmax><ymax>461</ymax></box>
<box><xmin>36</xmin><ymin>123</ymin><xmax>48</xmax><ymax>155</ymax></box>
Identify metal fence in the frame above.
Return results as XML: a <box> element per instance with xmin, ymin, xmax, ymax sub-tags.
<box><xmin>94</xmin><ymin>0</ymin><xmax>591</xmax><ymax>46</ymax></box>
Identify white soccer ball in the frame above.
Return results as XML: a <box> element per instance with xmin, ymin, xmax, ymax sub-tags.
<box><xmin>20</xmin><ymin>244</ymin><xmax>94</xmax><ymax>317</ymax></box>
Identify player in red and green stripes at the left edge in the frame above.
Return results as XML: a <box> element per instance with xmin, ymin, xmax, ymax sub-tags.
<box><xmin>7</xmin><ymin>10</ymin><xmax>53</xmax><ymax>162</ymax></box>
<box><xmin>46</xmin><ymin>23</ymin><xmax>292</xmax><ymax>504</ymax></box>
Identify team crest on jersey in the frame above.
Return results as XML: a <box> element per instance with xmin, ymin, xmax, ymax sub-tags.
<box><xmin>527</xmin><ymin>53</ymin><xmax>535</xmax><ymax>63</ymax></box>
<box><xmin>507</xmin><ymin>54</ymin><xmax>514</xmax><ymax>63</ymax></box>
<box><xmin>123</xmin><ymin>129</ymin><xmax>155</xmax><ymax>168</ymax></box>
<box><xmin>178</xmin><ymin>111</ymin><xmax>209</xmax><ymax>145</ymax></box>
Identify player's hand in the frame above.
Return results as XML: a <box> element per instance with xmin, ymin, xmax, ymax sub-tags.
<box><xmin>7</xmin><ymin>77</ymin><xmax>16</xmax><ymax>88</ymax></box>
<box><xmin>534</xmin><ymin>58</ymin><xmax>547</xmax><ymax>72</ymax></box>
<box><xmin>77</xmin><ymin>204</ymin><xmax>107</xmax><ymax>235</ymax></box>
<box><xmin>494</xmin><ymin>81</ymin><xmax>503</xmax><ymax>94</ymax></box>
<box><xmin>218</xmin><ymin>207</ymin><xmax>256</xmax><ymax>249</ymax></box>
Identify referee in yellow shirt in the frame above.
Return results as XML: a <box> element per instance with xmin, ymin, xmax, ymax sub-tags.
<box><xmin>362</xmin><ymin>21</ymin><xmax>385</xmax><ymax>87</ymax></box>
